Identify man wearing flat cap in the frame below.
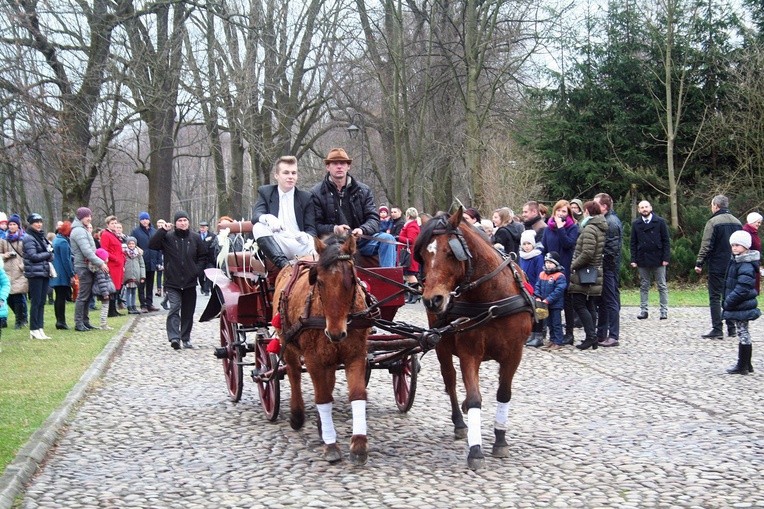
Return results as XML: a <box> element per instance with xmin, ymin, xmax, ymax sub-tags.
<box><xmin>150</xmin><ymin>211</ymin><xmax>208</xmax><ymax>350</ymax></box>
<box><xmin>252</xmin><ymin>155</ymin><xmax>317</xmax><ymax>269</ymax></box>
<box><xmin>311</xmin><ymin>148</ymin><xmax>397</xmax><ymax>267</ymax></box>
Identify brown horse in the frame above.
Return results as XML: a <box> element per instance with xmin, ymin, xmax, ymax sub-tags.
<box><xmin>272</xmin><ymin>234</ymin><xmax>371</xmax><ymax>465</ymax></box>
<box><xmin>413</xmin><ymin>207</ymin><xmax>533</xmax><ymax>470</ymax></box>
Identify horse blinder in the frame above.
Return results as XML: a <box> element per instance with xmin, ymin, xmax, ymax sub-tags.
<box><xmin>449</xmin><ymin>237</ymin><xmax>470</xmax><ymax>261</ymax></box>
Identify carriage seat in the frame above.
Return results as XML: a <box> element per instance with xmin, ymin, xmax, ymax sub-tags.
<box><xmin>353</xmin><ymin>251</ymin><xmax>380</xmax><ymax>268</ymax></box>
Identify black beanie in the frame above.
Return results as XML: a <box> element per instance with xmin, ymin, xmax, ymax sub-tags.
<box><xmin>173</xmin><ymin>210</ymin><xmax>189</xmax><ymax>223</ymax></box>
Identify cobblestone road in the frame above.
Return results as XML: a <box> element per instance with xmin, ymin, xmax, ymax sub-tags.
<box><xmin>8</xmin><ymin>299</ymin><xmax>764</xmax><ymax>508</ymax></box>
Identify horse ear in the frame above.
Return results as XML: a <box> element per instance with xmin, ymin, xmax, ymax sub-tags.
<box><xmin>308</xmin><ymin>265</ymin><xmax>318</xmax><ymax>285</ymax></box>
<box><xmin>314</xmin><ymin>235</ymin><xmax>326</xmax><ymax>254</ymax></box>
<box><xmin>449</xmin><ymin>206</ymin><xmax>463</xmax><ymax>229</ymax></box>
<box><xmin>343</xmin><ymin>233</ymin><xmax>357</xmax><ymax>255</ymax></box>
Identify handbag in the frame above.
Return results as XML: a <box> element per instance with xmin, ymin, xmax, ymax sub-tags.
<box><xmin>49</xmin><ymin>262</ymin><xmax>58</xmax><ymax>279</ymax></box>
<box><xmin>398</xmin><ymin>245</ymin><xmax>412</xmax><ymax>269</ymax></box>
<box><xmin>578</xmin><ymin>266</ymin><xmax>598</xmax><ymax>284</ymax></box>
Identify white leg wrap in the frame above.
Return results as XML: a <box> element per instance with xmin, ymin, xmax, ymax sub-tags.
<box><xmin>494</xmin><ymin>401</ymin><xmax>510</xmax><ymax>431</ymax></box>
<box><xmin>467</xmin><ymin>408</ymin><xmax>482</xmax><ymax>447</ymax></box>
<box><xmin>351</xmin><ymin>400</ymin><xmax>367</xmax><ymax>436</ymax></box>
<box><xmin>317</xmin><ymin>403</ymin><xmax>336</xmax><ymax>444</ymax></box>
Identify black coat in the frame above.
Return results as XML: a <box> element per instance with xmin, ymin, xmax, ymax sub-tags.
<box><xmin>723</xmin><ymin>250</ymin><xmax>761</xmax><ymax>322</ymax></box>
<box><xmin>22</xmin><ymin>230</ymin><xmax>53</xmax><ymax>278</ymax></box>
<box><xmin>630</xmin><ymin>214</ymin><xmax>670</xmax><ymax>268</ymax></box>
<box><xmin>130</xmin><ymin>224</ymin><xmax>162</xmax><ymax>271</ymax></box>
<box><xmin>148</xmin><ymin>228</ymin><xmax>208</xmax><ymax>290</ymax></box>
<box><xmin>252</xmin><ymin>185</ymin><xmax>317</xmax><ymax>237</ymax></box>
<box><xmin>312</xmin><ymin>174</ymin><xmax>379</xmax><ymax>247</ymax></box>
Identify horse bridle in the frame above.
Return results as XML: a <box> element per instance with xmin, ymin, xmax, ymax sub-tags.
<box><xmin>428</xmin><ymin>220</ymin><xmax>533</xmax><ymax>330</ymax></box>
<box><xmin>279</xmin><ymin>255</ymin><xmax>375</xmax><ymax>347</ymax></box>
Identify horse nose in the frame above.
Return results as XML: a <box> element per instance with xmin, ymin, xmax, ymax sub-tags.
<box><xmin>324</xmin><ymin>329</ymin><xmax>348</xmax><ymax>343</ymax></box>
<box><xmin>423</xmin><ymin>295</ymin><xmax>444</xmax><ymax>312</ymax></box>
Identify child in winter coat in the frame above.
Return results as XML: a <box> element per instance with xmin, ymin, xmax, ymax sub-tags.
<box><xmin>723</xmin><ymin>230</ymin><xmax>760</xmax><ymax>374</ymax></box>
<box><xmin>122</xmin><ymin>236</ymin><xmax>146</xmax><ymax>314</ymax></box>
<box><xmin>519</xmin><ymin>229</ymin><xmax>545</xmax><ymax>347</ymax></box>
<box><xmin>92</xmin><ymin>248</ymin><xmax>117</xmax><ymax>330</ymax></box>
<box><xmin>535</xmin><ymin>251</ymin><xmax>568</xmax><ymax>350</ymax></box>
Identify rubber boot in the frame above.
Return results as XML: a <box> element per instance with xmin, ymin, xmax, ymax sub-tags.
<box><xmin>256</xmin><ymin>236</ymin><xmax>290</xmax><ymax>269</ymax></box>
<box><xmin>726</xmin><ymin>343</ymin><xmax>751</xmax><ymax>375</ymax></box>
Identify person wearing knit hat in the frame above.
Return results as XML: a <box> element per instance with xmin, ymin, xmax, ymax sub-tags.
<box><xmin>722</xmin><ymin>228</ymin><xmax>760</xmax><ymax>375</ymax></box>
<box><xmin>695</xmin><ymin>195</ymin><xmax>743</xmax><ymax>339</ymax></box>
<box><xmin>535</xmin><ymin>251</ymin><xmax>568</xmax><ymax>350</ymax></box>
<box><xmin>90</xmin><ymin>248</ymin><xmax>116</xmax><ymax>330</ymax></box>
<box><xmin>0</xmin><ymin>212</ymin><xmax>7</xmax><ymax>241</ymax></box>
<box><xmin>0</xmin><ymin>213</ymin><xmax>28</xmax><ymax>329</ymax></box>
<box><xmin>122</xmin><ymin>236</ymin><xmax>146</xmax><ymax>315</ymax></box>
<box><xmin>378</xmin><ymin>206</ymin><xmax>392</xmax><ymax>234</ymax></box>
<box><xmin>70</xmin><ymin>205</ymin><xmax>107</xmax><ymax>332</ymax></box>
<box><xmin>131</xmin><ymin>210</ymin><xmax>160</xmax><ymax>312</ymax></box>
<box><xmin>150</xmin><ymin>209</ymin><xmax>208</xmax><ymax>350</ymax></box>
<box><xmin>519</xmin><ymin>228</ymin><xmax>545</xmax><ymax>347</ymax></box>
<box><xmin>21</xmin><ymin>212</ymin><xmax>54</xmax><ymax>339</ymax></box>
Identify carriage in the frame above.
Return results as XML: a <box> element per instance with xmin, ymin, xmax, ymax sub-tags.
<box><xmin>199</xmin><ymin>221</ymin><xmax>424</xmax><ymax>421</ymax></box>
<box><xmin>200</xmin><ymin>210</ymin><xmax>538</xmax><ymax>469</ymax></box>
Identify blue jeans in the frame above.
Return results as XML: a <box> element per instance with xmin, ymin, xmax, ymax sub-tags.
<box><xmin>596</xmin><ymin>268</ymin><xmax>620</xmax><ymax>340</ymax></box>
<box><xmin>359</xmin><ymin>232</ymin><xmax>397</xmax><ymax>267</ymax></box>
<box><xmin>547</xmin><ymin>308</ymin><xmax>564</xmax><ymax>345</ymax></box>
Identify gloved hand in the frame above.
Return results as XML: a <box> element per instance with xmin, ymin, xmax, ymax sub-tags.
<box><xmin>260</xmin><ymin>214</ymin><xmax>283</xmax><ymax>233</ymax></box>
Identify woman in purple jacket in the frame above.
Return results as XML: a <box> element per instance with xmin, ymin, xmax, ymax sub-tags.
<box><xmin>542</xmin><ymin>200</ymin><xmax>579</xmax><ymax>344</ymax></box>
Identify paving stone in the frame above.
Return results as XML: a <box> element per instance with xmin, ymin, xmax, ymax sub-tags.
<box><xmin>7</xmin><ymin>300</ymin><xmax>764</xmax><ymax>508</ymax></box>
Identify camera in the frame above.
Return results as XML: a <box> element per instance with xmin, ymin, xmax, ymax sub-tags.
<box><xmin>8</xmin><ymin>252</ymin><xmax>16</xmax><ymax>258</ymax></box>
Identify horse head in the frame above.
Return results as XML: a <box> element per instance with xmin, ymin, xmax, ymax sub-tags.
<box><xmin>310</xmin><ymin>234</ymin><xmax>360</xmax><ymax>342</ymax></box>
<box><xmin>414</xmin><ymin>206</ymin><xmax>503</xmax><ymax>315</ymax></box>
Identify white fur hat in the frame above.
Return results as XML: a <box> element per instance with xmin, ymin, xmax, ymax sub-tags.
<box><xmin>520</xmin><ymin>229</ymin><xmax>536</xmax><ymax>245</ymax></box>
<box><xmin>746</xmin><ymin>212</ymin><xmax>762</xmax><ymax>225</ymax></box>
<box><xmin>729</xmin><ymin>230</ymin><xmax>752</xmax><ymax>249</ymax></box>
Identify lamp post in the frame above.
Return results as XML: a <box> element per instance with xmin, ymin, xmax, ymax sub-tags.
<box><xmin>346</xmin><ymin>113</ymin><xmax>364</xmax><ymax>182</ymax></box>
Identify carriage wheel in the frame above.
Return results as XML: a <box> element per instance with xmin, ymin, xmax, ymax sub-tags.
<box><xmin>392</xmin><ymin>355</ymin><xmax>419</xmax><ymax>413</ymax></box>
<box><xmin>220</xmin><ymin>311</ymin><xmax>244</xmax><ymax>402</ymax></box>
<box><xmin>255</xmin><ymin>336</ymin><xmax>281</xmax><ymax>421</ymax></box>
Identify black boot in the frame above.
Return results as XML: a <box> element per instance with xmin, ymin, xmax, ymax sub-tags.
<box><xmin>407</xmin><ymin>282</ymin><xmax>422</xmax><ymax>304</ymax></box>
<box><xmin>576</xmin><ymin>335</ymin><xmax>599</xmax><ymax>351</ymax></box>
<box><xmin>107</xmin><ymin>298</ymin><xmax>123</xmax><ymax>317</ymax></box>
<box><xmin>525</xmin><ymin>332</ymin><xmax>543</xmax><ymax>348</ymax></box>
<box><xmin>256</xmin><ymin>236</ymin><xmax>290</xmax><ymax>269</ymax></box>
<box><xmin>727</xmin><ymin>343</ymin><xmax>752</xmax><ymax>375</ymax></box>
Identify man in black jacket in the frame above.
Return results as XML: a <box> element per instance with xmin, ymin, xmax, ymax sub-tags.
<box><xmin>694</xmin><ymin>195</ymin><xmax>742</xmax><ymax>338</ymax></box>
<box><xmin>252</xmin><ymin>155</ymin><xmax>317</xmax><ymax>269</ymax></box>
<box><xmin>149</xmin><ymin>211</ymin><xmax>208</xmax><ymax>350</ymax></box>
<box><xmin>130</xmin><ymin>212</ymin><xmax>161</xmax><ymax>312</ymax></box>
<box><xmin>630</xmin><ymin>200</ymin><xmax>670</xmax><ymax>320</ymax></box>
<box><xmin>311</xmin><ymin>148</ymin><xmax>396</xmax><ymax>267</ymax></box>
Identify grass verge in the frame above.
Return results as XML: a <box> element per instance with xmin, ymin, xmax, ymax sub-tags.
<box><xmin>0</xmin><ymin>301</ymin><xmax>127</xmax><ymax>475</ymax></box>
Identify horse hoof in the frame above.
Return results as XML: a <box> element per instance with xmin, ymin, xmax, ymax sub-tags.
<box><xmin>349</xmin><ymin>451</ymin><xmax>368</xmax><ymax>466</ymax></box>
<box><xmin>350</xmin><ymin>435</ymin><xmax>368</xmax><ymax>466</ymax></box>
<box><xmin>323</xmin><ymin>443</ymin><xmax>342</xmax><ymax>464</ymax></box>
<box><xmin>454</xmin><ymin>426</ymin><xmax>468</xmax><ymax>440</ymax></box>
<box><xmin>290</xmin><ymin>410</ymin><xmax>305</xmax><ymax>431</ymax></box>
<box><xmin>492</xmin><ymin>444</ymin><xmax>510</xmax><ymax>458</ymax></box>
<box><xmin>467</xmin><ymin>445</ymin><xmax>485</xmax><ymax>471</ymax></box>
